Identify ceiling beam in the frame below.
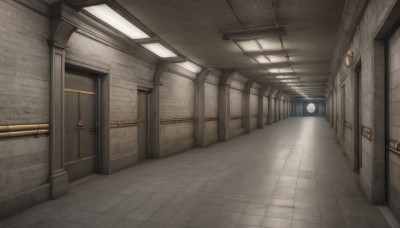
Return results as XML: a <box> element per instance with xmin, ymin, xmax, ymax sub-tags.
<box><xmin>238</xmin><ymin>62</ymin><xmax>291</xmax><ymax>70</ymax></box>
<box><xmin>244</xmin><ymin>50</ymin><xmax>287</xmax><ymax>56</ymax></box>
<box><xmin>222</xmin><ymin>26</ymin><xmax>286</xmax><ymax>40</ymax></box>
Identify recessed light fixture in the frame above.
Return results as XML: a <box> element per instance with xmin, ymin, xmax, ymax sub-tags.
<box><xmin>276</xmin><ymin>75</ymin><xmax>286</xmax><ymax>79</ymax></box>
<box><xmin>141</xmin><ymin>43</ymin><xmax>177</xmax><ymax>58</ymax></box>
<box><xmin>84</xmin><ymin>4</ymin><xmax>149</xmax><ymax>39</ymax></box>
<box><xmin>269</xmin><ymin>55</ymin><xmax>287</xmax><ymax>63</ymax></box>
<box><xmin>269</xmin><ymin>68</ymin><xmax>280</xmax><ymax>73</ymax></box>
<box><xmin>279</xmin><ymin>68</ymin><xmax>293</xmax><ymax>73</ymax></box>
<box><xmin>177</xmin><ymin>61</ymin><xmax>202</xmax><ymax>74</ymax></box>
<box><xmin>236</xmin><ymin>40</ymin><xmax>260</xmax><ymax>52</ymax></box>
<box><xmin>254</xmin><ymin>55</ymin><xmax>270</xmax><ymax>64</ymax></box>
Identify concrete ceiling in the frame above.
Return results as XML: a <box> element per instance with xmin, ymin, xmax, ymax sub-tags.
<box><xmin>115</xmin><ymin>0</ymin><xmax>346</xmax><ymax>97</ymax></box>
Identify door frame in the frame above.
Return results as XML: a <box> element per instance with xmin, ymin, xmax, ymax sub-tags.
<box><xmin>137</xmin><ymin>87</ymin><xmax>152</xmax><ymax>160</ymax></box>
<box><xmin>354</xmin><ymin>60</ymin><xmax>362</xmax><ymax>172</ymax></box>
<box><xmin>64</xmin><ymin>69</ymin><xmax>101</xmax><ymax>179</ymax></box>
<box><xmin>64</xmin><ymin>59</ymin><xmax>110</xmax><ymax>175</ymax></box>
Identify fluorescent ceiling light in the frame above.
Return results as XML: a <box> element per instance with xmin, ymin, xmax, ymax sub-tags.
<box><xmin>84</xmin><ymin>4</ymin><xmax>149</xmax><ymax>39</ymax></box>
<box><xmin>254</xmin><ymin>55</ymin><xmax>270</xmax><ymax>64</ymax></box>
<box><xmin>236</xmin><ymin>40</ymin><xmax>260</xmax><ymax>52</ymax></box>
<box><xmin>280</xmin><ymin>80</ymin><xmax>290</xmax><ymax>83</ymax></box>
<box><xmin>269</xmin><ymin>68</ymin><xmax>280</xmax><ymax>73</ymax></box>
<box><xmin>141</xmin><ymin>43</ymin><xmax>177</xmax><ymax>58</ymax></box>
<box><xmin>279</xmin><ymin>68</ymin><xmax>293</xmax><ymax>73</ymax></box>
<box><xmin>269</xmin><ymin>55</ymin><xmax>287</xmax><ymax>63</ymax></box>
<box><xmin>257</xmin><ymin>37</ymin><xmax>283</xmax><ymax>50</ymax></box>
<box><xmin>276</xmin><ymin>75</ymin><xmax>286</xmax><ymax>79</ymax></box>
<box><xmin>177</xmin><ymin>61</ymin><xmax>202</xmax><ymax>73</ymax></box>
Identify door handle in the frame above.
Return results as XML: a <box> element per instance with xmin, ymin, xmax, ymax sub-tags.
<box><xmin>76</xmin><ymin>120</ymin><xmax>84</xmax><ymax>129</ymax></box>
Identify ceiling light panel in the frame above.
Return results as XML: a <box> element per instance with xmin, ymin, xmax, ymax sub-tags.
<box><xmin>269</xmin><ymin>55</ymin><xmax>288</xmax><ymax>63</ymax></box>
<box><xmin>236</xmin><ymin>40</ymin><xmax>260</xmax><ymax>52</ymax></box>
<box><xmin>254</xmin><ymin>55</ymin><xmax>270</xmax><ymax>64</ymax></box>
<box><xmin>257</xmin><ymin>37</ymin><xmax>283</xmax><ymax>50</ymax></box>
<box><xmin>141</xmin><ymin>43</ymin><xmax>177</xmax><ymax>58</ymax></box>
<box><xmin>84</xmin><ymin>4</ymin><xmax>149</xmax><ymax>39</ymax></box>
<box><xmin>268</xmin><ymin>68</ymin><xmax>280</xmax><ymax>73</ymax></box>
<box><xmin>279</xmin><ymin>68</ymin><xmax>293</xmax><ymax>73</ymax></box>
<box><xmin>177</xmin><ymin>61</ymin><xmax>202</xmax><ymax>74</ymax></box>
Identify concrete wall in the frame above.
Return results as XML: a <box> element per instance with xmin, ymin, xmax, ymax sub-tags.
<box><xmin>67</xmin><ymin>31</ymin><xmax>155</xmax><ymax>171</ymax></box>
<box><xmin>159</xmin><ymin>71</ymin><xmax>195</xmax><ymax>157</ymax></box>
<box><xmin>204</xmin><ymin>73</ymin><xmax>219</xmax><ymax>146</ymax></box>
<box><xmin>0</xmin><ymin>0</ymin><xmax>291</xmax><ymax>218</ymax></box>
<box><xmin>230</xmin><ymin>87</ymin><xmax>244</xmax><ymax>138</ymax></box>
<box><xmin>388</xmin><ymin>25</ymin><xmax>400</xmax><ymax>219</ymax></box>
<box><xmin>250</xmin><ymin>91</ymin><xmax>258</xmax><ymax>130</ymax></box>
<box><xmin>263</xmin><ymin>96</ymin><xmax>268</xmax><ymax>125</ymax></box>
<box><xmin>327</xmin><ymin>0</ymin><xmax>397</xmax><ymax>216</ymax></box>
<box><xmin>0</xmin><ymin>0</ymin><xmax>51</xmax><ymax>216</ymax></box>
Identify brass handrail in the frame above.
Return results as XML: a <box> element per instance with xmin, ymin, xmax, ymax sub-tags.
<box><xmin>110</xmin><ymin>121</ymin><xmax>140</xmax><ymax>128</ymax></box>
<box><xmin>388</xmin><ymin>139</ymin><xmax>400</xmax><ymax>155</ymax></box>
<box><xmin>0</xmin><ymin>129</ymin><xmax>49</xmax><ymax>138</ymax></box>
<box><xmin>0</xmin><ymin>124</ymin><xmax>49</xmax><ymax>138</ymax></box>
<box><xmin>361</xmin><ymin>126</ymin><xmax>372</xmax><ymax>141</ymax></box>
<box><xmin>230</xmin><ymin>116</ymin><xmax>243</xmax><ymax>120</ymax></box>
<box><xmin>344</xmin><ymin>121</ymin><xmax>352</xmax><ymax>129</ymax></box>
<box><xmin>206</xmin><ymin>117</ymin><xmax>218</xmax><ymax>122</ymax></box>
<box><xmin>0</xmin><ymin>124</ymin><xmax>49</xmax><ymax>132</ymax></box>
<box><xmin>160</xmin><ymin>117</ymin><xmax>196</xmax><ymax>124</ymax></box>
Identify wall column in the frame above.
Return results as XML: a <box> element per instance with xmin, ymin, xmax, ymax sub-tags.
<box><xmin>268</xmin><ymin>96</ymin><xmax>274</xmax><ymax>125</ymax></box>
<box><xmin>151</xmin><ymin>61</ymin><xmax>170</xmax><ymax>158</ymax></box>
<box><xmin>244</xmin><ymin>81</ymin><xmax>254</xmax><ymax>133</ymax></box>
<box><xmin>218</xmin><ymin>71</ymin><xmax>234</xmax><ymax>141</ymax></box>
<box><xmin>49</xmin><ymin>2</ymin><xmax>77</xmax><ymax>199</ymax></box>
<box><xmin>257</xmin><ymin>87</ymin><xmax>266</xmax><ymax>128</ymax></box>
<box><xmin>194</xmin><ymin>69</ymin><xmax>209</xmax><ymax>147</ymax></box>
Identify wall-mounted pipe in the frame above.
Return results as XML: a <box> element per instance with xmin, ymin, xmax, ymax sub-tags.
<box><xmin>0</xmin><ymin>124</ymin><xmax>49</xmax><ymax>138</ymax></box>
<box><xmin>0</xmin><ymin>129</ymin><xmax>49</xmax><ymax>138</ymax></box>
<box><xmin>0</xmin><ymin>124</ymin><xmax>49</xmax><ymax>132</ymax></box>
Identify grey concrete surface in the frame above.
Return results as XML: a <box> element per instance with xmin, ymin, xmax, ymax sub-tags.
<box><xmin>0</xmin><ymin>117</ymin><xmax>390</xmax><ymax>228</ymax></box>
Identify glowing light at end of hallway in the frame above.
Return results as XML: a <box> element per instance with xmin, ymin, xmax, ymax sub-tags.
<box><xmin>141</xmin><ymin>43</ymin><xmax>177</xmax><ymax>58</ymax></box>
<box><xmin>84</xmin><ymin>4</ymin><xmax>149</xmax><ymax>40</ymax></box>
<box><xmin>177</xmin><ymin>61</ymin><xmax>202</xmax><ymax>73</ymax></box>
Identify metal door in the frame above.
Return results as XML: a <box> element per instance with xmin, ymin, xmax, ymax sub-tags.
<box><xmin>137</xmin><ymin>90</ymin><xmax>149</xmax><ymax>162</ymax></box>
<box><xmin>64</xmin><ymin>71</ymin><xmax>97</xmax><ymax>182</ymax></box>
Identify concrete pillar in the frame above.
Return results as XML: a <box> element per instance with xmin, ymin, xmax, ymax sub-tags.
<box><xmin>275</xmin><ymin>98</ymin><xmax>279</xmax><ymax>122</ymax></box>
<box><xmin>257</xmin><ymin>87</ymin><xmax>266</xmax><ymax>129</ymax></box>
<box><xmin>151</xmin><ymin>61</ymin><xmax>170</xmax><ymax>158</ymax></box>
<box><xmin>194</xmin><ymin>69</ymin><xmax>209</xmax><ymax>147</ymax></box>
<box><xmin>218</xmin><ymin>71</ymin><xmax>234</xmax><ymax>141</ymax></box>
<box><xmin>268</xmin><ymin>96</ymin><xmax>274</xmax><ymax>125</ymax></box>
<box><xmin>48</xmin><ymin>2</ymin><xmax>78</xmax><ymax>199</ymax></box>
<box><xmin>244</xmin><ymin>81</ymin><xmax>254</xmax><ymax>133</ymax></box>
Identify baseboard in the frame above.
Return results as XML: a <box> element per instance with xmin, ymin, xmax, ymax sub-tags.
<box><xmin>230</xmin><ymin>128</ymin><xmax>245</xmax><ymax>139</ymax></box>
<box><xmin>359</xmin><ymin>168</ymin><xmax>373</xmax><ymax>202</ymax></box>
<box><xmin>0</xmin><ymin>184</ymin><xmax>50</xmax><ymax>219</ymax></box>
<box><xmin>160</xmin><ymin>138</ymin><xmax>194</xmax><ymax>158</ymax></box>
<box><xmin>109</xmin><ymin>152</ymin><xmax>138</xmax><ymax>174</ymax></box>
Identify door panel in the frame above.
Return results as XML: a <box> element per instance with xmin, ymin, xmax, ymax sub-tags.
<box><xmin>64</xmin><ymin>71</ymin><xmax>97</xmax><ymax>182</ymax></box>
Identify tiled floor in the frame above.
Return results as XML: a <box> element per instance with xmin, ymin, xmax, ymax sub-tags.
<box><xmin>0</xmin><ymin>117</ymin><xmax>391</xmax><ymax>227</ymax></box>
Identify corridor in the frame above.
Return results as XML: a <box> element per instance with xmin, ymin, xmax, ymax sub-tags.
<box><xmin>0</xmin><ymin>118</ymin><xmax>390</xmax><ymax>228</ymax></box>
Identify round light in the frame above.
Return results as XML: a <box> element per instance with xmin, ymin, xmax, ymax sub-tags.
<box><xmin>306</xmin><ymin>103</ymin><xmax>316</xmax><ymax>113</ymax></box>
